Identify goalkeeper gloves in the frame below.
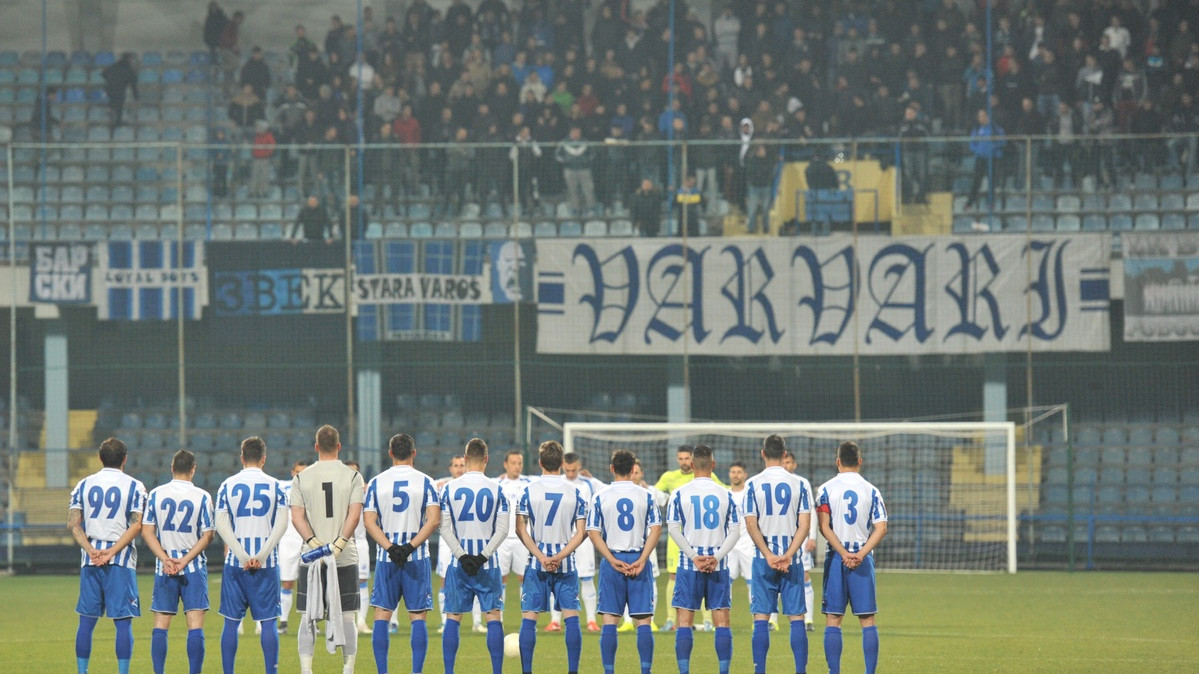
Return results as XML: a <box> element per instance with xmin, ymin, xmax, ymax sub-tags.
<box><xmin>458</xmin><ymin>553</ymin><xmax>486</xmax><ymax>576</ymax></box>
<box><xmin>331</xmin><ymin>536</ymin><xmax>350</xmax><ymax>558</ymax></box>
<box><xmin>304</xmin><ymin>536</ymin><xmax>324</xmax><ymax>550</ymax></box>
<box><xmin>387</xmin><ymin>543</ymin><xmax>416</xmax><ymax>567</ymax></box>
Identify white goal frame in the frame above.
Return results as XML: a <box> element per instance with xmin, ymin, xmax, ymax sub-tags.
<box><xmin>563</xmin><ymin>421</ymin><xmax>1018</xmax><ymax>573</ymax></box>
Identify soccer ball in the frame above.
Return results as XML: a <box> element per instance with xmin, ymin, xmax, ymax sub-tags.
<box><xmin>503</xmin><ymin>632</ymin><xmax>521</xmax><ymax>658</ymax></box>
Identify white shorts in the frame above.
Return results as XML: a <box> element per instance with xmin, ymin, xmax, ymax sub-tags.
<box><xmin>498</xmin><ymin>537</ymin><xmax>528</xmax><ymax>578</ymax></box>
<box><xmin>727</xmin><ymin>544</ymin><xmax>754</xmax><ymax>581</ymax></box>
<box><xmin>278</xmin><ymin>533</ymin><xmax>302</xmax><ymax>583</ymax></box>
<box><xmin>437</xmin><ymin>538</ymin><xmax>450</xmax><ymax>578</ymax></box>
<box><xmin>356</xmin><ymin>538</ymin><xmax>370</xmax><ymax>580</ymax></box>
<box><xmin>574</xmin><ymin>537</ymin><xmax>597</xmax><ymax>578</ymax></box>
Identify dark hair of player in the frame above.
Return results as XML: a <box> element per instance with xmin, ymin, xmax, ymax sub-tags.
<box><xmin>465</xmin><ymin>437</ymin><xmax>488</xmax><ymax>460</ymax></box>
<box><xmin>504</xmin><ymin>449</ymin><xmax>523</xmax><ymax>462</ymax></box>
<box><xmin>563</xmin><ymin>452</ymin><xmax>580</xmax><ymax>465</ymax></box>
<box><xmin>241</xmin><ymin>436</ymin><xmax>266</xmax><ymax>463</ymax></box>
<box><xmin>676</xmin><ymin>445</ymin><xmax>693</xmax><ymax>455</ymax></box>
<box><xmin>838</xmin><ymin>440</ymin><xmax>862</xmax><ymax>467</ymax></box>
<box><xmin>692</xmin><ymin>444</ymin><xmax>714</xmax><ymax>470</ymax></box>
<box><xmin>293</xmin><ymin>460</ymin><xmax>309</xmax><ymax>470</ymax></box>
<box><xmin>98</xmin><ymin>437</ymin><xmax>128</xmax><ymax>468</ymax></box>
<box><xmin>316</xmin><ymin>424</ymin><xmax>339</xmax><ymax>452</ymax></box>
<box><xmin>345</xmin><ymin>460</ymin><xmax>360</xmax><ymax>471</ymax></box>
<box><xmin>762</xmin><ymin>434</ymin><xmax>786</xmax><ymax>460</ymax></box>
<box><xmin>729</xmin><ymin>460</ymin><xmax>746</xmax><ymax>470</ymax></box>
<box><xmin>539</xmin><ymin>441</ymin><xmax>564</xmax><ymax>472</ymax></box>
<box><xmin>783</xmin><ymin>449</ymin><xmax>795</xmax><ymax>460</ymax></box>
<box><xmin>611</xmin><ymin>449</ymin><xmax>636</xmax><ymax>477</ymax></box>
<box><xmin>390</xmin><ymin>433</ymin><xmax>415</xmax><ymax>460</ymax></box>
<box><xmin>171</xmin><ymin>449</ymin><xmax>196</xmax><ymax>475</ymax></box>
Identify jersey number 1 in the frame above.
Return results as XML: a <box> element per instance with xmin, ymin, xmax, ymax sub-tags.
<box><xmin>322</xmin><ymin>482</ymin><xmax>334</xmax><ymax>518</ymax></box>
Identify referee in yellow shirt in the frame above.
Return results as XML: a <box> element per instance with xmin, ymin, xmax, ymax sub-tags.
<box><xmin>654</xmin><ymin>445</ymin><xmax>724</xmax><ymax>631</ymax></box>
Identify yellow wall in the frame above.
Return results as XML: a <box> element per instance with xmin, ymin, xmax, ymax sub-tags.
<box><xmin>772</xmin><ymin>160</ymin><xmax>897</xmax><ymax>230</ymax></box>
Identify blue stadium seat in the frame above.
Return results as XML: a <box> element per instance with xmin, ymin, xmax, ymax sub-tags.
<box><xmin>534</xmin><ymin>221</ymin><xmax>557</xmax><ymax>237</ymax></box>
<box><xmin>134</xmin><ymin>224</ymin><xmax>161</xmax><ymax>240</ymax></box>
<box><xmin>408</xmin><ymin>221</ymin><xmax>432</xmax><ymax>238</ymax></box>
<box><xmin>1109</xmin><ymin>214</ymin><xmax>1133</xmax><ymax>230</ymax></box>
<box><xmin>483</xmin><ymin>221</ymin><xmax>507</xmax><ymax>238</ymax></box>
<box><xmin>1154</xmin><ymin>426</ymin><xmax>1180</xmax><ymax>446</ymax></box>
<box><xmin>1108</xmin><ymin>194</ymin><xmax>1132</xmax><ymax>211</ymax></box>
<box><xmin>109</xmin><ymin>224</ymin><xmax>133</xmax><ymax>240</ymax></box>
<box><xmin>58</xmin><ymin>223</ymin><xmax>82</xmax><ymax>240</ymax></box>
<box><xmin>434</xmin><ymin>221</ymin><xmax>457</xmax><ymax>238</ymax></box>
<box><xmin>381</xmin><ymin>221</ymin><xmax>406</xmax><ymax>238</ymax></box>
<box><xmin>1163</xmin><ymin>213</ymin><xmax>1186</xmax><ymax>230</ymax></box>
<box><xmin>583</xmin><ymin>220</ymin><xmax>608</xmax><ymax>236</ymax></box>
<box><xmin>1056</xmin><ymin>214</ymin><xmax>1080</xmax><ymax>231</ymax></box>
<box><xmin>234</xmin><ymin>223</ymin><xmax>258</xmax><ymax>240</ymax></box>
<box><xmin>1161</xmin><ymin>193</ymin><xmax>1185</xmax><ymax>211</ymax></box>
<box><xmin>1135</xmin><ymin>213</ymin><xmax>1160</xmax><ymax>230</ymax></box>
<box><xmin>1056</xmin><ymin>195</ymin><xmax>1080</xmax><ymax>212</ymax></box>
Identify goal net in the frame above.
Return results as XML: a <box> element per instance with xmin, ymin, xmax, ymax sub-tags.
<box><xmin>563</xmin><ymin>421</ymin><xmax>1017</xmax><ymax>573</ymax></box>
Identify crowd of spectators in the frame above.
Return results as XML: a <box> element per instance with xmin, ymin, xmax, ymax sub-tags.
<box><xmin>199</xmin><ymin>0</ymin><xmax>1199</xmax><ymax>225</ymax></box>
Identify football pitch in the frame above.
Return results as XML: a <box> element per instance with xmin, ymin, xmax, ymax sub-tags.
<box><xmin>0</xmin><ymin>571</ymin><xmax>1195</xmax><ymax>673</ymax></box>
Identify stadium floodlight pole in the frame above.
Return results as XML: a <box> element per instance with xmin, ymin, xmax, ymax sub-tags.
<box><xmin>512</xmin><ymin>144</ymin><xmax>523</xmax><ymax>447</ymax></box>
<box><xmin>176</xmin><ymin>144</ymin><xmax>187</xmax><ymax>449</ymax></box>
<box><xmin>343</xmin><ymin>146</ymin><xmax>355</xmax><ymax>455</ymax></box>
<box><xmin>7</xmin><ymin>141</ymin><xmax>16</xmax><ymax>573</ymax></box>
<box><xmin>850</xmin><ymin>139</ymin><xmax>862</xmax><ymax>422</ymax></box>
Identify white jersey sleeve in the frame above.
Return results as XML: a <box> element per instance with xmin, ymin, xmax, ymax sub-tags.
<box><xmin>666</xmin><ymin>477</ymin><xmax>739</xmax><ymax>571</ymax></box>
<box><xmin>440</xmin><ymin>472</ymin><xmax>510</xmax><ymax>571</ymax></box>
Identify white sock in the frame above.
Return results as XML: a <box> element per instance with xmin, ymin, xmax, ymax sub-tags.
<box><xmin>580</xmin><ymin>578</ymin><xmax>598</xmax><ymax>623</ymax></box>
<box><xmin>342</xmin><ymin>653</ymin><xmax>356</xmax><ymax>674</ymax></box>
<box><xmin>438</xmin><ymin>588</ymin><xmax>446</xmax><ymax>627</ymax></box>
<box><xmin>280</xmin><ymin>589</ymin><xmax>294</xmax><ymax>623</ymax></box>
<box><xmin>471</xmin><ymin>598</ymin><xmax>482</xmax><ymax>627</ymax></box>
<box><xmin>358</xmin><ymin>582</ymin><xmax>369</xmax><ymax>625</ymax></box>
<box><xmin>804</xmin><ymin>579</ymin><xmax>814</xmax><ymax>623</ymax></box>
<box><xmin>550</xmin><ymin>609</ymin><xmax>562</xmax><ymax>624</ymax></box>
<box><xmin>342</xmin><ymin>617</ymin><xmax>358</xmax><ymax>655</ymax></box>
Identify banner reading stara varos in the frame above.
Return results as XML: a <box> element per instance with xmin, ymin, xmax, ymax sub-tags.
<box><xmin>535</xmin><ymin>234</ymin><xmax>1111</xmax><ymax>356</ymax></box>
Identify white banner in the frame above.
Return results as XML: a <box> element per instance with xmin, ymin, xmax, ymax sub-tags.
<box><xmin>1122</xmin><ymin>233</ymin><xmax>1199</xmax><ymax>342</ymax></box>
<box><xmin>536</xmin><ymin>235</ymin><xmax>1111</xmax><ymax>356</ymax></box>
<box><xmin>354</xmin><ymin>273</ymin><xmax>488</xmax><ymax>305</ymax></box>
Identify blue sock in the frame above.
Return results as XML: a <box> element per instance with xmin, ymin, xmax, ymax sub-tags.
<box><xmin>441</xmin><ymin>620</ymin><xmax>460</xmax><ymax>674</ymax></box>
<box><xmin>221</xmin><ymin>618</ymin><xmax>239</xmax><ymax>674</ymax></box>
<box><xmin>714</xmin><ymin>626</ymin><xmax>733</xmax><ymax>673</ymax></box>
<box><xmin>486</xmin><ymin>620</ymin><xmax>504</xmax><ymax>674</ymax></box>
<box><xmin>372</xmin><ymin>619</ymin><xmax>390</xmax><ymax>674</ymax></box>
<box><xmin>187</xmin><ymin>628</ymin><xmax>204</xmax><ymax>674</ymax></box>
<box><xmin>151</xmin><ymin>628</ymin><xmax>168</xmax><ymax>674</ymax></box>
<box><xmin>824</xmin><ymin>626</ymin><xmax>843</xmax><ymax>674</ymax></box>
<box><xmin>862</xmin><ymin>625</ymin><xmax>879</xmax><ymax>674</ymax></box>
<box><xmin>76</xmin><ymin>615</ymin><xmax>97</xmax><ymax>673</ymax></box>
<box><xmin>115</xmin><ymin>618</ymin><xmax>133</xmax><ymax>674</ymax></box>
<box><xmin>790</xmin><ymin>620</ymin><xmax>808</xmax><ymax>673</ymax></box>
<box><xmin>258</xmin><ymin>619</ymin><xmax>278</xmax><ymax>674</ymax></box>
<box><xmin>411</xmin><ymin>619</ymin><xmax>428</xmax><ymax>674</ymax></box>
<box><xmin>564</xmin><ymin>615</ymin><xmax>582</xmax><ymax>673</ymax></box>
<box><xmin>600</xmin><ymin>624</ymin><xmax>618</xmax><ymax>674</ymax></box>
<box><xmin>752</xmin><ymin>619</ymin><xmax>770</xmax><ymax>674</ymax></box>
<box><xmin>636</xmin><ymin>624</ymin><xmax>654</xmax><ymax>674</ymax></box>
<box><xmin>519</xmin><ymin>617</ymin><xmax>537</xmax><ymax>673</ymax></box>
<box><xmin>675</xmin><ymin>626</ymin><xmax>694</xmax><ymax>673</ymax></box>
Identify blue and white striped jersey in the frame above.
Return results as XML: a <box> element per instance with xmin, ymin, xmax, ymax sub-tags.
<box><xmin>815</xmin><ymin>472</ymin><xmax>888</xmax><ymax>554</ymax></box>
<box><xmin>516</xmin><ymin>475</ymin><xmax>587</xmax><ymax>573</ymax></box>
<box><xmin>215</xmin><ymin>468</ymin><xmax>288</xmax><ymax>567</ymax></box>
<box><xmin>364</xmin><ymin>465</ymin><xmax>440</xmax><ymax>562</ymax></box>
<box><xmin>666</xmin><ymin>477</ymin><xmax>740</xmax><ymax>571</ymax></box>
<box><xmin>497</xmin><ymin>474</ymin><xmax>535</xmax><ymax>540</ymax></box>
<box><xmin>730</xmin><ymin>486</ymin><xmax>757</xmax><ymax>554</ymax></box>
<box><xmin>145</xmin><ymin>480</ymin><xmax>215</xmax><ymax>575</ymax></box>
<box><xmin>69</xmin><ymin>468</ymin><xmax>148</xmax><ymax>569</ymax></box>
<box><xmin>440</xmin><ymin>471</ymin><xmax>510</xmax><ymax>571</ymax></box>
<box><xmin>743</xmin><ymin>466</ymin><xmax>811</xmax><ymax>563</ymax></box>
<box><xmin>586</xmin><ymin>481</ymin><xmax>662</xmax><ymax>552</ymax></box>
<box><xmin>564</xmin><ymin>475</ymin><xmax>604</xmax><ymax>505</ymax></box>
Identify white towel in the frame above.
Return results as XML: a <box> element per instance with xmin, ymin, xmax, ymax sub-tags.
<box><xmin>302</xmin><ymin>558</ymin><xmax>347</xmax><ymax>654</ymax></box>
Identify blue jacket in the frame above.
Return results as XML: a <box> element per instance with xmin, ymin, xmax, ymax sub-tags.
<box><xmin>969</xmin><ymin>123</ymin><xmax>1006</xmax><ymax>159</ymax></box>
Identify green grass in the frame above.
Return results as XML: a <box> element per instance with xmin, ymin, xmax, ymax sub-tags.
<box><xmin>0</xmin><ymin>571</ymin><xmax>1196</xmax><ymax>672</ymax></box>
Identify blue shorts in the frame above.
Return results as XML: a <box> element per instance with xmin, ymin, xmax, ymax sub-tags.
<box><xmin>219</xmin><ymin>565</ymin><xmax>280</xmax><ymax>621</ymax></box>
<box><xmin>822</xmin><ymin>552</ymin><xmax>878</xmax><ymax>616</ymax></box>
<box><xmin>371</xmin><ymin>558</ymin><xmax>433</xmax><ymax>613</ymax></box>
<box><xmin>749</xmin><ymin>557</ymin><xmax>806</xmax><ymax>617</ymax></box>
<box><xmin>77</xmin><ymin>565</ymin><xmax>140</xmax><ymax>619</ymax></box>
<box><xmin>597</xmin><ymin>551</ymin><xmax>655</xmax><ymax>618</ymax></box>
<box><xmin>521</xmin><ymin>568</ymin><xmax>580</xmax><ymax>613</ymax></box>
<box><xmin>150</xmin><ymin>567</ymin><xmax>210</xmax><ymax>614</ymax></box>
<box><xmin>672</xmin><ymin>567</ymin><xmax>731</xmax><ymax>611</ymax></box>
<box><xmin>444</xmin><ymin>564</ymin><xmax>503</xmax><ymax>614</ymax></box>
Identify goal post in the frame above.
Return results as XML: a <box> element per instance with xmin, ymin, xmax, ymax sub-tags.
<box><xmin>563</xmin><ymin>421</ymin><xmax>1018</xmax><ymax>573</ymax></box>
